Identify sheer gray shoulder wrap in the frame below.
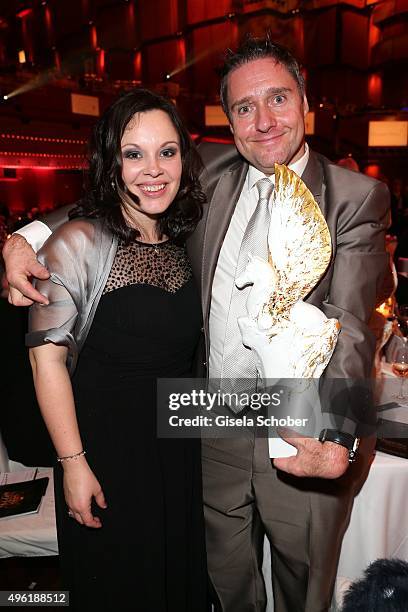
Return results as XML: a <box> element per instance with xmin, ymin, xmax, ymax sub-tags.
<box><xmin>26</xmin><ymin>217</ymin><xmax>118</xmax><ymax>375</ymax></box>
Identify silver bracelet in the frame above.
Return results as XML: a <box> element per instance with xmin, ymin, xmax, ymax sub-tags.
<box><xmin>57</xmin><ymin>450</ymin><xmax>86</xmax><ymax>463</ymax></box>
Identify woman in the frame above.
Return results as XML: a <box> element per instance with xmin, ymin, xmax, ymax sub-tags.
<box><xmin>26</xmin><ymin>89</ymin><xmax>208</xmax><ymax>611</ymax></box>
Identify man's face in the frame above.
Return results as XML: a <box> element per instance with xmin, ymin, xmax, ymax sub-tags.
<box><xmin>227</xmin><ymin>58</ymin><xmax>309</xmax><ymax>174</ymax></box>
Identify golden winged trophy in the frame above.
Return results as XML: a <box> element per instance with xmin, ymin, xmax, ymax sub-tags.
<box><xmin>236</xmin><ymin>164</ymin><xmax>340</xmax><ymax>457</ymax></box>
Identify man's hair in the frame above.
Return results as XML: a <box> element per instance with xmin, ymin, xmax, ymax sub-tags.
<box><xmin>342</xmin><ymin>559</ymin><xmax>408</xmax><ymax>612</ymax></box>
<box><xmin>219</xmin><ymin>34</ymin><xmax>305</xmax><ymax>120</ymax></box>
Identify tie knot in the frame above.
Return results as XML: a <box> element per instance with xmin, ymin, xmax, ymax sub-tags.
<box><xmin>256</xmin><ymin>178</ymin><xmax>273</xmax><ymax>202</ymax></box>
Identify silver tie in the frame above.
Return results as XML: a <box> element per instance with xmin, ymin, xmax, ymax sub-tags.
<box><xmin>219</xmin><ymin>178</ymin><xmax>274</xmax><ymax>411</ymax></box>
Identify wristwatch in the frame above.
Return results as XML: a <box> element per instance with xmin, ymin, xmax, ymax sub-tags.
<box><xmin>318</xmin><ymin>429</ymin><xmax>360</xmax><ymax>463</ymax></box>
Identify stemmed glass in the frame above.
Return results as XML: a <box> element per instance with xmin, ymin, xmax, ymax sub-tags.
<box><xmin>396</xmin><ymin>304</ymin><xmax>408</xmax><ymax>338</ymax></box>
<box><xmin>388</xmin><ymin>337</ymin><xmax>408</xmax><ymax>401</ymax></box>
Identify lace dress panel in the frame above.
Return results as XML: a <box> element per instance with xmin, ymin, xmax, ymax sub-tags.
<box><xmin>103</xmin><ymin>240</ymin><xmax>193</xmax><ymax>295</ymax></box>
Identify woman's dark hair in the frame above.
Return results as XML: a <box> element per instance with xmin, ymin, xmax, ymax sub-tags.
<box><xmin>70</xmin><ymin>88</ymin><xmax>205</xmax><ymax>243</ymax></box>
<box><xmin>220</xmin><ymin>34</ymin><xmax>305</xmax><ymax>121</ymax></box>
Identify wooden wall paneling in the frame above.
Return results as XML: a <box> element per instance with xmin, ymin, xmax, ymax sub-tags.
<box><xmin>96</xmin><ymin>3</ymin><xmax>138</xmax><ymax>51</ymax></box>
<box><xmin>303</xmin><ymin>8</ymin><xmax>337</xmax><ymax>66</ymax></box>
<box><xmin>57</xmin><ymin>27</ymin><xmax>95</xmax><ymax>78</ymax></box>
<box><xmin>383</xmin><ymin>64</ymin><xmax>408</xmax><ymax>108</ymax></box>
<box><xmin>341</xmin><ymin>10</ymin><xmax>369</xmax><ymax>69</ymax></box>
<box><xmin>381</xmin><ymin>21</ymin><xmax>408</xmax><ymax>41</ymax></box>
<box><xmin>190</xmin><ymin>21</ymin><xmax>238</xmax><ymax>99</ymax></box>
<box><xmin>240</xmin><ymin>13</ymin><xmax>304</xmax><ymax>62</ymax></box>
<box><xmin>0</xmin><ymin>37</ymin><xmax>6</xmax><ymax>65</ymax></box>
<box><xmin>372</xmin><ymin>0</ymin><xmax>408</xmax><ymax>25</ymax></box>
<box><xmin>0</xmin><ymin>13</ymin><xmax>15</xmax><ymax>68</ymax></box>
<box><xmin>334</xmin><ymin>69</ymin><xmax>368</xmax><ymax>105</ymax></box>
<box><xmin>367</xmin><ymin>72</ymin><xmax>383</xmax><ymax>106</ymax></box>
<box><xmin>308</xmin><ymin>67</ymin><xmax>367</xmax><ymax>105</ymax></box>
<box><xmin>16</xmin><ymin>9</ymin><xmax>35</xmax><ymax>65</ymax></box>
<box><xmin>138</xmin><ymin>0</ymin><xmax>179</xmax><ymax>41</ymax></box>
<box><xmin>372</xmin><ymin>33</ymin><xmax>408</xmax><ymax>64</ymax></box>
<box><xmin>29</xmin><ymin>4</ymin><xmax>55</xmax><ymax>68</ymax></box>
<box><xmin>240</xmin><ymin>0</ymin><xmax>299</xmax><ymax>13</ymax></box>
<box><xmin>395</xmin><ymin>0</ymin><xmax>408</xmax><ymax>14</ymax></box>
<box><xmin>314</xmin><ymin>107</ymin><xmax>336</xmax><ymax>141</ymax></box>
<box><xmin>186</xmin><ymin>0</ymin><xmax>233</xmax><ymax>24</ymax></box>
<box><xmin>52</xmin><ymin>0</ymin><xmax>89</xmax><ymax>40</ymax></box>
<box><xmin>337</xmin><ymin>114</ymin><xmax>367</xmax><ymax>148</ymax></box>
<box><xmin>105</xmin><ymin>49</ymin><xmax>136</xmax><ymax>81</ymax></box>
<box><xmin>304</xmin><ymin>0</ymin><xmax>365</xmax><ymax>8</ymax></box>
<box><xmin>391</xmin><ymin>31</ymin><xmax>408</xmax><ymax>62</ymax></box>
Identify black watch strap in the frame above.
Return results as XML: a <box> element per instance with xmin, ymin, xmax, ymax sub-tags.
<box><xmin>318</xmin><ymin>429</ymin><xmax>360</xmax><ymax>463</ymax></box>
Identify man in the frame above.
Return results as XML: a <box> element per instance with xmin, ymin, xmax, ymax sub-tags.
<box><xmin>3</xmin><ymin>37</ymin><xmax>389</xmax><ymax>611</ymax></box>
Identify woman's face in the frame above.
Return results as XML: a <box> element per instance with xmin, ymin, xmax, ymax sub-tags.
<box><xmin>120</xmin><ymin>109</ymin><xmax>182</xmax><ymax>222</ymax></box>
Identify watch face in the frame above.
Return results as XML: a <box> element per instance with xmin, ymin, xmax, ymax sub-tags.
<box><xmin>352</xmin><ymin>438</ymin><xmax>361</xmax><ymax>451</ymax></box>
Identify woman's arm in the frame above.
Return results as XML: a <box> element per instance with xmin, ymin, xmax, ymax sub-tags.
<box><xmin>27</xmin><ymin>221</ymin><xmax>108</xmax><ymax>527</ymax></box>
<box><xmin>29</xmin><ymin>343</ymin><xmax>107</xmax><ymax>528</ymax></box>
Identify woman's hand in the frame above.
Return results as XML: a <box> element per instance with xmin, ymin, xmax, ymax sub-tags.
<box><xmin>29</xmin><ymin>345</ymin><xmax>107</xmax><ymax>528</ymax></box>
<box><xmin>62</xmin><ymin>458</ymin><xmax>108</xmax><ymax>528</ymax></box>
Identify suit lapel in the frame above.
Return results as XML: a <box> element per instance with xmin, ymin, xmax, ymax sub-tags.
<box><xmin>301</xmin><ymin>150</ymin><xmax>335</xmax><ymax>305</ymax></box>
<box><xmin>201</xmin><ymin>160</ymin><xmax>248</xmax><ymax>321</ymax></box>
<box><xmin>301</xmin><ymin>150</ymin><xmax>326</xmax><ymax>217</ymax></box>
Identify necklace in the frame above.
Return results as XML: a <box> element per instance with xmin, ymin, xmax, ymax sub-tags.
<box><xmin>134</xmin><ymin>237</ymin><xmax>169</xmax><ymax>253</ymax></box>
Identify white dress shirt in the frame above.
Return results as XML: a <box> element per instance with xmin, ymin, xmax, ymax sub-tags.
<box><xmin>208</xmin><ymin>144</ymin><xmax>310</xmax><ymax>379</ymax></box>
<box><xmin>16</xmin><ymin>220</ymin><xmax>52</xmax><ymax>252</ymax></box>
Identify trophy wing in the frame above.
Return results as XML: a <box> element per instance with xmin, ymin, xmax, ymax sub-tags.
<box><xmin>266</xmin><ymin>163</ymin><xmax>332</xmax><ymax>326</ymax></box>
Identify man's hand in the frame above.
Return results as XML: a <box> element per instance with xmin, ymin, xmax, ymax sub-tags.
<box><xmin>2</xmin><ymin>234</ymin><xmax>50</xmax><ymax>306</ymax></box>
<box><xmin>273</xmin><ymin>429</ymin><xmax>349</xmax><ymax>479</ymax></box>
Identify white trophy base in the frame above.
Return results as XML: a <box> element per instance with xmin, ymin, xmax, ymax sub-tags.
<box><xmin>268</xmin><ymin>437</ymin><xmax>297</xmax><ymax>458</ymax></box>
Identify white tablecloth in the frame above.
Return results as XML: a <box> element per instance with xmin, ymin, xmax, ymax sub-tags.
<box><xmin>0</xmin><ymin>464</ymin><xmax>58</xmax><ymax>558</ymax></box>
<box><xmin>332</xmin><ymin>450</ymin><xmax>408</xmax><ymax>609</ymax></box>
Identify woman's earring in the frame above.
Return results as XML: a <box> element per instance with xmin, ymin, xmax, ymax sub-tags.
<box><xmin>111</xmin><ymin>180</ymin><xmax>115</xmax><ymax>188</ymax></box>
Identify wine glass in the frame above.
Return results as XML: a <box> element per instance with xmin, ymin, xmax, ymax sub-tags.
<box><xmin>388</xmin><ymin>337</ymin><xmax>408</xmax><ymax>402</ymax></box>
<box><xmin>396</xmin><ymin>304</ymin><xmax>408</xmax><ymax>338</ymax></box>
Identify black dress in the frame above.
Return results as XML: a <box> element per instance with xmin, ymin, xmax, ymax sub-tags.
<box><xmin>54</xmin><ymin>239</ymin><xmax>207</xmax><ymax>612</ymax></box>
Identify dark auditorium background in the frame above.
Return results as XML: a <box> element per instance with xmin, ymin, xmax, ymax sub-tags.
<box><xmin>0</xmin><ymin>0</ymin><xmax>406</xmax><ymax>223</ymax></box>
